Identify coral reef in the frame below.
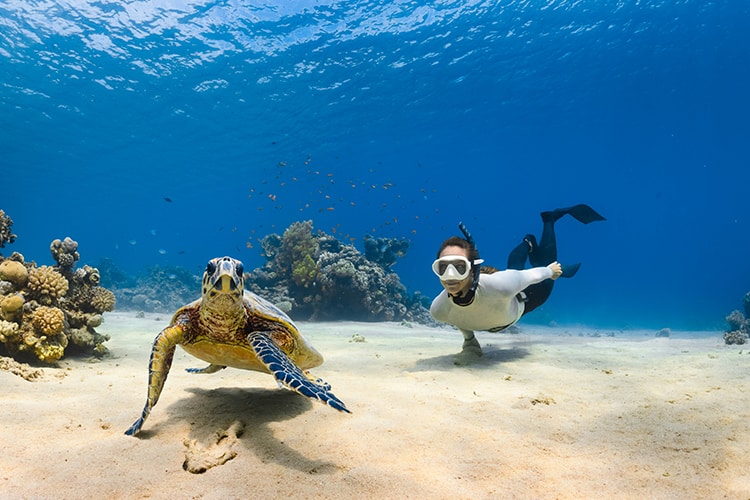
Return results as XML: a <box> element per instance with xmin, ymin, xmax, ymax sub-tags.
<box><xmin>0</xmin><ymin>210</ymin><xmax>17</xmax><ymax>249</ymax></box>
<box><xmin>96</xmin><ymin>257</ymin><xmax>134</xmax><ymax>289</ymax></box>
<box><xmin>723</xmin><ymin>296</ymin><xmax>750</xmax><ymax>345</ymax></box>
<box><xmin>111</xmin><ymin>264</ymin><xmax>201</xmax><ymax>313</ymax></box>
<box><xmin>245</xmin><ymin>220</ymin><xmax>434</xmax><ymax>323</ymax></box>
<box><xmin>50</xmin><ymin>237</ymin><xmax>80</xmax><ymax>271</ymax></box>
<box><xmin>363</xmin><ymin>234</ymin><xmax>409</xmax><ymax>269</ymax></box>
<box><xmin>0</xmin><ymin>224</ymin><xmax>115</xmax><ymax>364</ymax></box>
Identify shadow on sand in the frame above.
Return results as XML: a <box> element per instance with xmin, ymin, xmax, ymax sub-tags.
<box><xmin>151</xmin><ymin>386</ymin><xmax>338</xmax><ymax>473</ymax></box>
<box><xmin>409</xmin><ymin>343</ymin><xmax>531</xmax><ymax>372</ymax></box>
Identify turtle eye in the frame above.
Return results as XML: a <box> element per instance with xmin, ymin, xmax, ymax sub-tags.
<box><xmin>206</xmin><ymin>261</ymin><xmax>217</xmax><ymax>274</ymax></box>
<box><xmin>235</xmin><ymin>262</ymin><xmax>244</xmax><ymax>277</ymax></box>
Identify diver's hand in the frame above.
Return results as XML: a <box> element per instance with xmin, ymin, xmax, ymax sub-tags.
<box><xmin>548</xmin><ymin>261</ymin><xmax>563</xmax><ymax>280</ymax></box>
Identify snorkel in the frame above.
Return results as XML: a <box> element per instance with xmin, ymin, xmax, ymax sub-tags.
<box><xmin>451</xmin><ymin>221</ymin><xmax>482</xmax><ymax>306</ymax></box>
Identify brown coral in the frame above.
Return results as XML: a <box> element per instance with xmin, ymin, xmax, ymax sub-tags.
<box><xmin>32</xmin><ymin>306</ymin><xmax>66</xmax><ymax>335</ymax></box>
<box><xmin>74</xmin><ymin>265</ymin><xmax>100</xmax><ymax>286</ymax></box>
<box><xmin>0</xmin><ymin>293</ymin><xmax>24</xmax><ymax>321</ymax></box>
<box><xmin>91</xmin><ymin>287</ymin><xmax>116</xmax><ymax>313</ymax></box>
<box><xmin>50</xmin><ymin>237</ymin><xmax>80</xmax><ymax>270</ymax></box>
<box><xmin>27</xmin><ymin>266</ymin><xmax>69</xmax><ymax>305</ymax></box>
<box><xmin>0</xmin><ymin>260</ymin><xmax>28</xmax><ymax>287</ymax></box>
<box><xmin>70</xmin><ymin>286</ymin><xmax>116</xmax><ymax>314</ymax></box>
<box><xmin>19</xmin><ymin>323</ymin><xmax>68</xmax><ymax>364</ymax></box>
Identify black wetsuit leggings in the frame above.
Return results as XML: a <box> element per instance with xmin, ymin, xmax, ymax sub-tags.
<box><xmin>506</xmin><ymin>217</ymin><xmax>557</xmax><ymax>315</ymax></box>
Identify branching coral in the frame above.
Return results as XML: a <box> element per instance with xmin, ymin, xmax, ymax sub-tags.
<box><xmin>27</xmin><ymin>266</ymin><xmax>69</xmax><ymax>305</ymax></box>
<box><xmin>89</xmin><ymin>287</ymin><xmax>116</xmax><ymax>313</ymax></box>
<box><xmin>31</xmin><ymin>306</ymin><xmax>66</xmax><ymax>335</ymax></box>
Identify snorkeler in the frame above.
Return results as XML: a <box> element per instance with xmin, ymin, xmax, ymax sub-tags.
<box><xmin>429</xmin><ymin>204</ymin><xmax>606</xmax><ymax>360</ymax></box>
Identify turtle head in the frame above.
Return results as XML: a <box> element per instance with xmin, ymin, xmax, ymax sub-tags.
<box><xmin>201</xmin><ymin>256</ymin><xmax>245</xmax><ymax>311</ymax></box>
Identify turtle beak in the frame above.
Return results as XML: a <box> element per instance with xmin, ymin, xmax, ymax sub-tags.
<box><xmin>206</xmin><ymin>257</ymin><xmax>243</xmax><ymax>293</ymax></box>
<box><xmin>215</xmin><ymin>273</ymin><xmax>238</xmax><ymax>292</ymax></box>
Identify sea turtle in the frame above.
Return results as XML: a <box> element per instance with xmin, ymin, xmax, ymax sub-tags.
<box><xmin>125</xmin><ymin>256</ymin><xmax>350</xmax><ymax>436</ymax></box>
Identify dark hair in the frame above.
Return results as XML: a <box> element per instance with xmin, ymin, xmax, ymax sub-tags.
<box><xmin>436</xmin><ymin>236</ymin><xmax>479</xmax><ymax>261</ymax></box>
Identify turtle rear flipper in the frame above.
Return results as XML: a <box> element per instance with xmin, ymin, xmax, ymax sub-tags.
<box><xmin>249</xmin><ymin>332</ymin><xmax>351</xmax><ymax>414</ymax></box>
<box><xmin>186</xmin><ymin>364</ymin><xmax>226</xmax><ymax>374</ymax></box>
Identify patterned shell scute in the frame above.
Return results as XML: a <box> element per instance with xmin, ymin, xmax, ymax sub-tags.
<box><xmin>242</xmin><ymin>290</ymin><xmax>295</xmax><ymax>327</ymax></box>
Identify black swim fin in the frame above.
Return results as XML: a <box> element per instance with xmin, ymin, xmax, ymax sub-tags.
<box><xmin>541</xmin><ymin>204</ymin><xmax>606</xmax><ymax>224</ymax></box>
<box><xmin>560</xmin><ymin>262</ymin><xmax>581</xmax><ymax>278</ymax></box>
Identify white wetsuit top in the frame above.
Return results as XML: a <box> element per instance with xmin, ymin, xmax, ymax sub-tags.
<box><xmin>430</xmin><ymin>267</ymin><xmax>553</xmax><ymax>334</ymax></box>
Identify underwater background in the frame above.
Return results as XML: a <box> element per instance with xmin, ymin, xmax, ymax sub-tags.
<box><xmin>1</xmin><ymin>0</ymin><xmax>747</xmax><ymax>331</ymax></box>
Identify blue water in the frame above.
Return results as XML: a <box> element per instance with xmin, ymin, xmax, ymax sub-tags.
<box><xmin>2</xmin><ymin>0</ymin><xmax>748</xmax><ymax>330</ymax></box>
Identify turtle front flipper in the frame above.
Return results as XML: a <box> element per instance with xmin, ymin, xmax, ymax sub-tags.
<box><xmin>249</xmin><ymin>331</ymin><xmax>351</xmax><ymax>414</ymax></box>
<box><xmin>125</xmin><ymin>323</ymin><xmax>186</xmax><ymax>436</ymax></box>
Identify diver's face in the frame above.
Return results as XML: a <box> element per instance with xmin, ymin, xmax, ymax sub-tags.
<box><xmin>436</xmin><ymin>246</ymin><xmax>473</xmax><ymax>296</ymax></box>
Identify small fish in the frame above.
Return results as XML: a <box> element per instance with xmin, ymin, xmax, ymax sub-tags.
<box><xmin>164</xmin><ymin>197</ymin><xmax>172</xmax><ymax>203</ymax></box>
<box><xmin>158</xmin><ymin>249</ymin><xmax>167</xmax><ymax>255</ymax></box>
<box><xmin>128</xmin><ymin>240</ymin><xmax>137</xmax><ymax>245</ymax></box>
<box><xmin>150</xmin><ymin>229</ymin><xmax>157</xmax><ymax>236</ymax></box>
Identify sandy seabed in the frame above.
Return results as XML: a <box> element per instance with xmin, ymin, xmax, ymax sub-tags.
<box><xmin>1</xmin><ymin>311</ymin><xmax>749</xmax><ymax>499</ymax></box>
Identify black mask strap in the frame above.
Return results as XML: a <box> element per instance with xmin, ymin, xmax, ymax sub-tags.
<box><xmin>451</xmin><ymin>222</ymin><xmax>481</xmax><ymax>306</ymax></box>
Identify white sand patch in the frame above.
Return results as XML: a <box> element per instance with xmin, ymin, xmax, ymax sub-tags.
<box><xmin>1</xmin><ymin>312</ymin><xmax>746</xmax><ymax>498</ymax></box>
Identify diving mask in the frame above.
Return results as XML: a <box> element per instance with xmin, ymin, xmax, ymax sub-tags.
<box><xmin>432</xmin><ymin>256</ymin><xmax>484</xmax><ymax>281</ymax></box>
